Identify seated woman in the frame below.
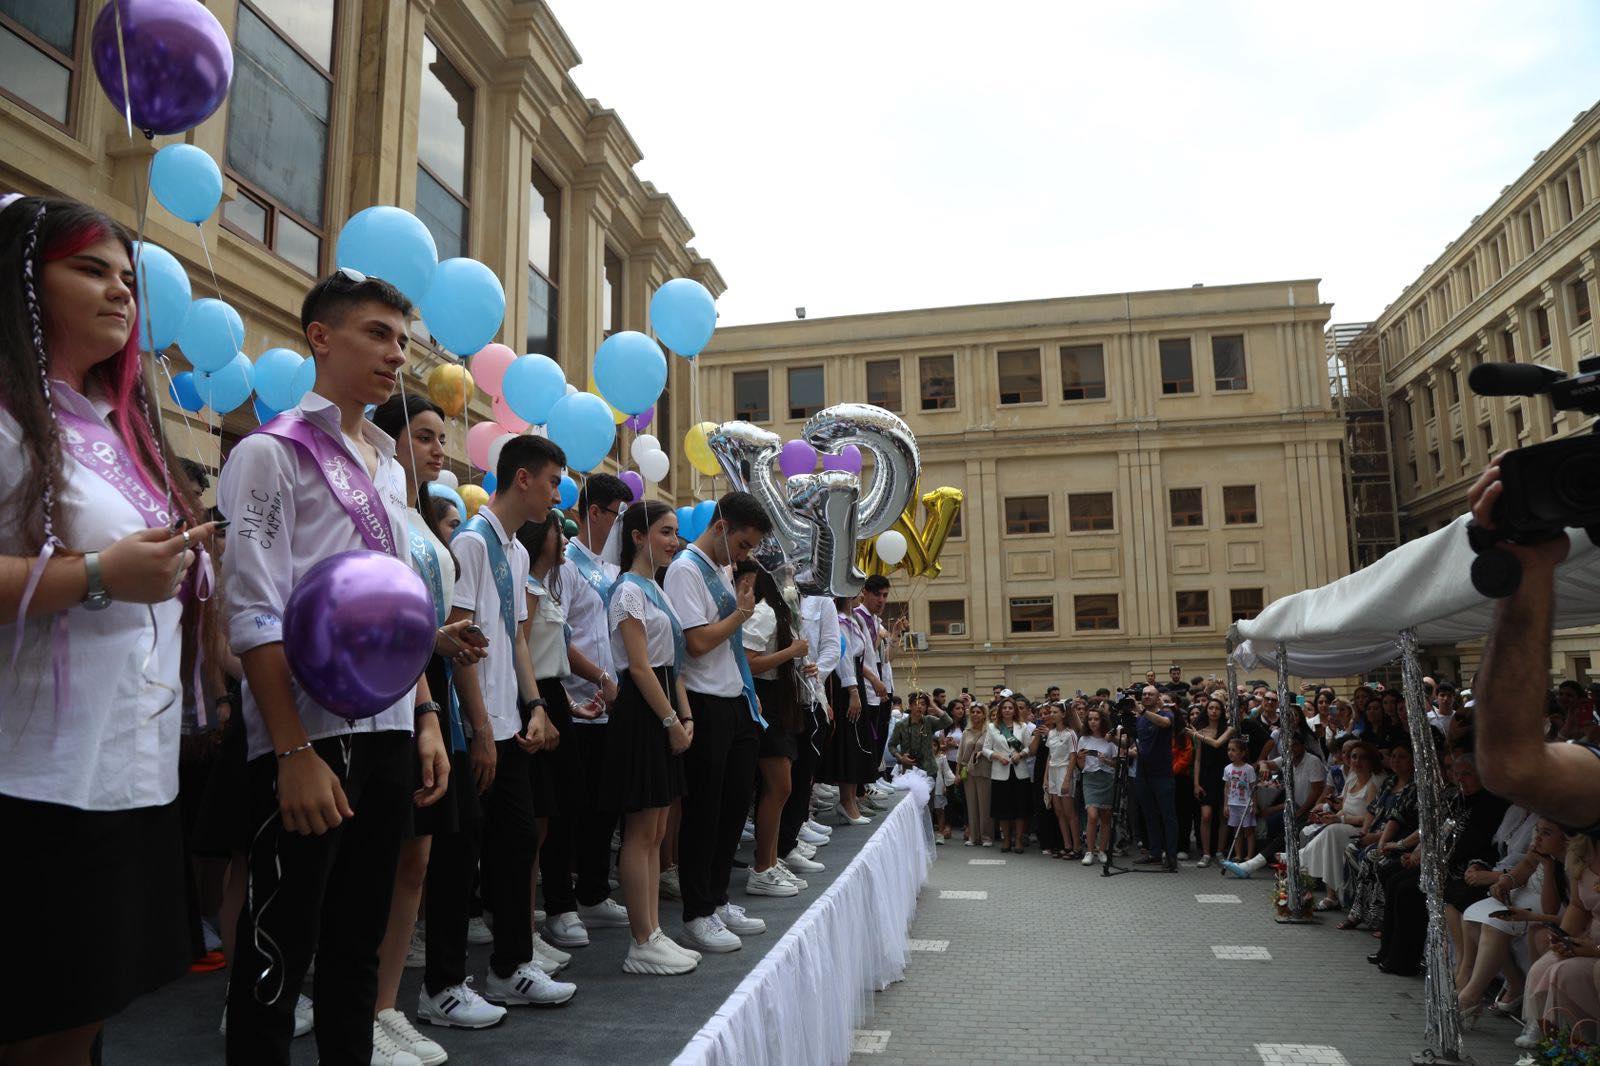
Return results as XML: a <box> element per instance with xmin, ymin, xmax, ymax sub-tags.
<box><xmin>1342</xmin><ymin>741</ymin><xmax>1416</xmax><ymax>932</ymax></box>
<box><xmin>1300</xmin><ymin>740</ymin><xmax>1384</xmax><ymax>911</ymax></box>
<box><xmin>1521</xmin><ymin>831</ymin><xmax>1600</xmax><ymax>1051</ymax></box>
<box><xmin>1457</xmin><ymin>817</ymin><xmax>1569</xmax><ymax>1025</ymax></box>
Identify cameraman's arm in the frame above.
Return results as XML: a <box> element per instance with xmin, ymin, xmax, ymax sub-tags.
<box><xmin>1469</xmin><ymin>461</ymin><xmax>1598</xmax><ymax>826</ymax></box>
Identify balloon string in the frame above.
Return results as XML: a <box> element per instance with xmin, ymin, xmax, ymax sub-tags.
<box><xmin>129</xmin><ymin>150</ymin><xmax>177</xmax><ymax>514</ymax></box>
<box><xmin>154</xmin><ymin>355</ymin><xmax>212</xmax><ymax>479</ymax></box>
<box><xmin>194</xmin><ymin>223</ymin><xmax>243</xmax><ymax>468</ymax></box>
<box><xmin>112</xmin><ymin>0</ymin><xmax>133</xmax><ymax>139</ymax></box>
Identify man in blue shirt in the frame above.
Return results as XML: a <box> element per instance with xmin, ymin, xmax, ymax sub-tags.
<box><xmin>1133</xmin><ymin>685</ymin><xmax>1180</xmax><ymax>871</ymax></box>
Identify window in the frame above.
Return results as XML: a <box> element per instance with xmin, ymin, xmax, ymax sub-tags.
<box><xmin>787</xmin><ymin>366</ymin><xmax>824</xmax><ymax>420</ymax></box>
<box><xmin>526</xmin><ymin>165</ymin><xmax>559</xmax><ymax>361</ymax></box>
<box><xmin>1407</xmin><ymin>460</ymin><xmax>1419</xmax><ymax>486</ymax></box>
<box><xmin>222</xmin><ymin>1</ymin><xmax>337</xmax><ymax>275</ymax></box>
<box><xmin>1168</xmin><ymin>487</ymin><xmax>1204</xmax><ymax>527</ymax></box>
<box><xmin>1572</xmin><ymin>279</ymin><xmax>1592</xmax><ymax>327</ymax></box>
<box><xmin>1073</xmin><ymin>594</ymin><xmax>1119</xmax><ymax>632</ymax></box>
<box><xmin>1501</xmin><ymin>327</ymin><xmax>1517</xmax><ymax>361</ymax></box>
<box><xmin>949</xmin><ymin>507</ymin><xmax>963</xmax><ymax>539</ymax></box>
<box><xmin>918</xmin><ymin>354</ymin><xmax>956</xmax><ymax>410</ymax></box>
<box><xmin>1211</xmin><ymin>334</ymin><xmax>1248</xmax><ymax>391</ymax></box>
<box><xmin>0</xmin><ymin>0</ymin><xmax>80</xmax><ymax>125</ymax></box>
<box><xmin>996</xmin><ymin>348</ymin><xmax>1042</xmax><ymax>405</ymax></box>
<box><xmin>865</xmin><ymin>359</ymin><xmax>901</xmax><ymax>411</ymax></box>
<box><xmin>1534</xmin><ymin>305</ymin><xmax>1552</xmax><ymax>350</ymax></box>
<box><xmin>1059</xmin><ymin>343</ymin><xmax>1106</xmax><ymax>400</ymax></box>
<box><xmin>602</xmin><ymin>248</ymin><xmax>623</xmax><ymax>337</ymax></box>
<box><xmin>1004</xmin><ymin>496</ymin><xmax>1050</xmax><ymax>535</ymax></box>
<box><xmin>1008</xmin><ymin>597</ymin><xmax>1054</xmax><ymax>634</ymax></box>
<box><xmin>1159</xmin><ymin>338</ymin><xmax>1194</xmax><ymax>394</ymax></box>
<box><xmin>928</xmin><ymin>600</ymin><xmax>966</xmax><ymax>637</ymax></box>
<box><xmin>1428</xmin><ymin>448</ymin><xmax>1441</xmax><ymax>476</ymax></box>
<box><xmin>1222</xmin><ymin>484</ymin><xmax>1257</xmax><ymax>525</ymax></box>
<box><xmin>1421</xmin><ymin>384</ymin><xmax>1435</xmax><ymax>421</ymax></box>
<box><xmin>1453</xmin><ymin>437</ymin><xmax>1466</xmax><ymax>467</ymax></box>
<box><xmin>1067</xmin><ymin>491</ymin><xmax>1114</xmax><ymax>532</ymax></box>
<box><xmin>1176</xmin><ymin>590</ymin><xmax>1210</xmax><ymax>629</ymax></box>
<box><xmin>1479</xmin><ymin>422</ymin><xmax>1493</xmax><ymax>456</ymax></box>
<box><xmin>732</xmin><ymin>370</ymin><xmax>769</xmax><ymax>422</ymax></box>
<box><xmin>1446</xmin><ymin>370</ymin><xmax>1460</xmax><ymax>406</ymax></box>
<box><xmin>415</xmin><ymin>37</ymin><xmax>472</xmax><ymax>261</ymax></box>
<box><xmin>1512</xmin><ymin>405</ymin><xmax>1525</xmax><ymax>440</ymax></box>
<box><xmin>1230</xmin><ymin>588</ymin><xmax>1264</xmax><ymax>622</ymax></box>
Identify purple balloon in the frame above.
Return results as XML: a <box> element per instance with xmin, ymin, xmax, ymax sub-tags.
<box><xmin>624</xmin><ymin>406</ymin><xmax>655</xmax><ymax>432</ymax></box>
<box><xmin>821</xmin><ymin>444</ymin><xmax>863</xmax><ymax>475</ymax></box>
<box><xmin>779</xmin><ymin>439</ymin><xmax>817</xmax><ymax>479</ymax></box>
<box><xmin>92</xmin><ymin>0</ymin><xmax>234</xmax><ymax>136</ymax></box>
<box><xmin>620</xmin><ymin>470</ymin><xmax>646</xmax><ymax>502</ymax></box>
<box><xmin>282</xmin><ymin>550</ymin><xmax>437</xmax><ymax>720</ymax></box>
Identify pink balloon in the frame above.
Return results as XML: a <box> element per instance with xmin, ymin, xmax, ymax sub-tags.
<box><xmin>467</xmin><ymin>421</ymin><xmax>502</xmax><ymax>471</ymax></box>
<box><xmin>470</xmin><ymin>343</ymin><xmax>517</xmax><ymax>398</ymax></box>
<box><xmin>492</xmin><ymin>393</ymin><xmax>529</xmax><ymax>433</ymax></box>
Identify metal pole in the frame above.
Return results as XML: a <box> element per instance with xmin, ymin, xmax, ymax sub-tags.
<box><xmin>1224</xmin><ymin>633</ymin><xmax>1241</xmax><ymax>732</ymax></box>
<box><xmin>1274</xmin><ymin>641</ymin><xmax>1306</xmax><ymax>922</ymax></box>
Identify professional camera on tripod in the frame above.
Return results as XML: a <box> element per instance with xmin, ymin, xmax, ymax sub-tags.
<box><xmin>1463</xmin><ymin>355</ymin><xmax>1600</xmax><ymax>597</ymax></box>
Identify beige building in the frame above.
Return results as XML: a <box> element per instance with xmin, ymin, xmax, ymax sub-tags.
<box><xmin>700</xmin><ymin>282</ymin><xmax>1349</xmax><ymax>694</ymax></box>
<box><xmin>0</xmin><ymin>0</ymin><xmax>721</xmax><ymax>495</ymax></box>
<box><xmin>1378</xmin><ymin>99</ymin><xmax>1600</xmax><ymax>684</ymax></box>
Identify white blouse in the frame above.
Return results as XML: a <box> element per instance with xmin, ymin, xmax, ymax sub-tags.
<box><xmin>405</xmin><ymin>507</ymin><xmax>454</xmax><ymax>621</ymax></box>
<box><xmin>742</xmin><ymin>600</ymin><xmax>780</xmax><ymax>681</ymax></box>
<box><xmin>526</xmin><ymin>571</ymin><xmax>570</xmax><ymax>681</ymax></box>
<box><xmin>834</xmin><ymin>613</ymin><xmax>863</xmax><ymax>687</ymax></box>
<box><xmin>608</xmin><ymin>577</ymin><xmax>677</xmax><ymax>671</ymax></box>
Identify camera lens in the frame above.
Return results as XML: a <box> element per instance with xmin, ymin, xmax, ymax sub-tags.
<box><xmin>1554</xmin><ymin>447</ymin><xmax>1600</xmax><ymax>514</ymax></box>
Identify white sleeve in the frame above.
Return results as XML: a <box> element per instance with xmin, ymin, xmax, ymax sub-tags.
<box><xmin>742</xmin><ymin>602</ymin><xmax>776</xmax><ymax>654</ymax></box>
<box><xmin>218</xmin><ymin>435</ymin><xmax>299</xmax><ymax>656</ymax></box>
<box><xmin>813</xmin><ymin>602</ymin><xmax>840</xmax><ymax>677</ymax></box>
<box><xmin>452</xmin><ymin>532</ymin><xmax>487</xmax><ymax>613</ymax></box>
<box><xmin>512</xmin><ymin>543</ymin><xmax>530</xmax><ymax>623</ymax></box>
<box><xmin>607</xmin><ymin>581</ymin><xmax>647</xmax><ymax>627</ymax></box>
<box><xmin>664</xmin><ymin>560</ymin><xmax>715</xmax><ymax>629</ymax></box>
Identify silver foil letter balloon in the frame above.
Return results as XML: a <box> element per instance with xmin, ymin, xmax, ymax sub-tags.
<box><xmin>803</xmin><ymin>403</ymin><xmax>920</xmax><ymax>539</ymax></box>
<box><xmin>705</xmin><ymin>420</ymin><xmax>811</xmax><ymax>574</ymax></box>
<box><xmin>786</xmin><ymin>470</ymin><xmax>865</xmax><ymax>597</ymax></box>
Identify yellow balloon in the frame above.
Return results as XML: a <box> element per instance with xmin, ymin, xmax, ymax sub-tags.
<box><xmin>459</xmin><ymin>484</ymin><xmax>490</xmax><ymax>518</ymax></box>
<box><xmin>684</xmin><ymin>421</ymin><xmax>720</xmax><ymax>477</ymax></box>
<box><xmin>426</xmin><ymin>364</ymin><xmax>474</xmax><ymax>417</ymax></box>
<box><xmin>587</xmin><ymin>374</ymin><xmax>629</xmax><ymax>425</ymax></box>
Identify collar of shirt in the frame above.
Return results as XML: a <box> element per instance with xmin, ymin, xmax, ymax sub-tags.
<box><xmin>684</xmin><ymin>542</ymin><xmax>723</xmax><ymax>578</ymax></box>
<box><xmin>472</xmin><ymin>505</ymin><xmax>513</xmax><ymax>548</ymax></box>
<box><xmin>297</xmin><ymin>391</ymin><xmax>399</xmax><ymax>466</ymax></box>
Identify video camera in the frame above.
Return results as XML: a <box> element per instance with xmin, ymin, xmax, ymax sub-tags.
<box><xmin>1464</xmin><ymin>356</ymin><xmax>1600</xmax><ymax>596</ymax></box>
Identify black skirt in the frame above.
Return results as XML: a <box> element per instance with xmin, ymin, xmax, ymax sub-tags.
<box><xmin>533</xmin><ymin>677</ymin><xmax>585</xmax><ymax>818</ymax></box>
<box><xmin>191</xmin><ymin>711</ymin><xmax>251</xmax><ymax>858</ymax></box>
<box><xmin>818</xmin><ymin>671</ymin><xmax>866</xmax><ymax>785</ymax></box>
<box><xmin>755</xmin><ymin>678</ymin><xmax>798</xmax><ymax>761</ymax></box>
<box><xmin>600</xmin><ymin>667</ymin><xmax>686</xmax><ymax>813</ymax></box>
<box><xmin>991</xmin><ymin>774</ymin><xmax>1033</xmax><ymax>821</ymax></box>
<box><xmin>0</xmin><ymin>795</ymin><xmax>190</xmax><ymax>1040</ymax></box>
<box><xmin>857</xmin><ymin>698</ymin><xmax>890</xmax><ymax>785</ymax></box>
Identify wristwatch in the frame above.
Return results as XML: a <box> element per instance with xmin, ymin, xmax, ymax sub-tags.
<box><xmin>519</xmin><ymin>697</ymin><xmax>547</xmax><ymax>717</ymax></box>
<box><xmin>415</xmin><ymin>700</ymin><xmax>442</xmax><ymax>721</ymax></box>
<box><xmin>82</xmin><ymin>552</ymin><xmax>112</xmax><ymax>611</ymax></box>
<box><xmin>661</xmin><ymin>712</ymin><xmax>680</xmax><ymax>730</ymax></box>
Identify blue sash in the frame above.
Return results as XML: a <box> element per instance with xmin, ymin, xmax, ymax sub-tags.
<box><xmin>461</xmin><ymin>513</ymin><xmax>515</xmax><ymax>645</ymax></box>
<box><xmin>683</xmin><ymin>549</ymin><xmax>766</xmax><ymax>729</ymax></box>
<box><xmin>605</xmin><ymin>573</ymin><xmax>686</xmax><ymax>674</ymax></box>
<box><xmin>408</xmin><ymin>520</ymin><xmax>465</xmax><ymax>753</ymax></box>
<box><xmin>565</xmin><ymin>541</ymin><xmax>615</xmax><ymax>601</ymax></box>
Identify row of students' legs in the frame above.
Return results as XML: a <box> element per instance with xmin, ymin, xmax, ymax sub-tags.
<box><xmin>423</xmin><ymin>817</ymin><xmax>479</xmax><ymax>996</ymax></box>
<box><xmin>480</xmin><ymin>741</ymin><xmax>538</xmax><ymax>977</ymax></box>
<box><xmin>753</xmin><ymin>756</ymin><xmax>791</xmax><ymax>872</ymax></box>
<box><xmin>375</xmin><ymin>836</ymin><xmax>431</xmax><ymax>1013</ymax></box>
<box><xmin>777</xmin><ymin>720</ymin><xmax>820</xmax><ymax>858</ymax></box>
<box><xmin>619</xmin><ymin>808</ymin><xmax>669</xmax><ymax>943</ymax></box>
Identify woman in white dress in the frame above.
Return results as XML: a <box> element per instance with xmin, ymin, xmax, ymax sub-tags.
<box><xmin>1043</xmin><ymin>705</ymin><xmax>1080</xmax><ymax>859</ymax></box>
<box><xmin>1300</xmin><ymin>739</ymin><xmax>1384</xmax><ymax>910</ymax></box>
<box><xmin>1457</xmin><ymin>815</ymin><xmax>1565</xmax><ymax>1024</ymax></box>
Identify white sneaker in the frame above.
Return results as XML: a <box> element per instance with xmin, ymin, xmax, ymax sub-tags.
<box><xmin>544</xmin><ymin>912</ymin><xmax>589</xmax><ymax>948</ymax></box>
<box><xmin>622</xmin><ymin>930</ymin><xmax>697</xmax><ymax>976</ymax></box>
<box><xmin>799</xmin><ymin>826</ymin><xmax>829</xmax><ymax>847</ymax></box>
<box><xmin>716</xmin><ymin>902</ymin><xmax>766</xmax><ymax>936</ymax></box>
<box><xmin>530</xmin><ymin>953</ymin><xmax>562</xmax><ymax>976</ymax></box>
<box><xmin>662</xmin><ymin>929</ymin><xmax>701</xmax><ymax>962</ymax></box>
<box><xmin>805</xmin><ymin>818</ymin><xmax>833</xmax><ymax>836</ymax></box>
<box><xmin>483</xmin><ymin>963</ymin><xmax>576</xmax><ymax>1007</ymax></box>
<box><xmin>773</xmin><ymin>859</ymin><xmax>808</xmax><ymax>889</ymax></box>
<box><xmin>1081</xmin><ymin>850</ymin><xmax>1095</xmax><ymax>866</ymax></box>
<box><xmin>683</xmin><ymin>915</ymin><xmax>742</xmax><ymax>953</ymax></box>
<box><xmin>417</xmin><ymin>979</ymin><xmax>505</xmax><ymax>1030</ymax></box>
<box><xmin>980</xmin><ymin>839</ymin><xmax>993</xmax><ymax>847</ymax></box>
<box><xmin>793</xmin><ymin>839</ymin><xmax>817</xmax><ymax>858</ymax></box>
<box><xmin>377</xmin><ymin>1009</ymin><xmax>446</xmax><ymax>1066</ymax></box>
<box><xmin>531</xmin><ymin>934</ymin><xmax>571</xmax><ymax>968</ymax></box>
<box><xmin>1096</xmin><ymin>851</ymin><xmax>1109</xmax><ymax>864</ymax></box>
<box><xmin>740</xmin><ymin>821</ymin><xmax>756</xmax><ymax>843</ymax></box>
<box><xmin>370</xmin><ymin>1020</ymin><xmax>424</xmax><ymax>1066</ymax></box>
<box><xmin>785</xmin><ymin>847</ymin><xmax>824</xmax><ymax>874</ymax></box>
<box><xmin>466</xmin><ymin>916</ymin><xmax>493</xmax><ymax>945</ymax></box>
<box><xmin>659</xmin><ymin>865</ymin><xmax>683</xmax><ymax>900</ymax></box>
<box><xmin>577</xmin><ymin>897</ymin><xmax>631</xmax><ymax>929</ymax></box>
<box><xmin>747</xmin><ymin>866</ymin><xmax>800</xmax><ymax>897</ymax></box>
<box><xmin>1176</xmin><ymin>851</ymin><xmax>1190</xmax><ymax>861</ymax></box>
<box><xmin>812</xmin><ymin>784</ymin><xmax>839</xmax><ymax>802</ymax></box>
<box><xmin>404</xmin><ymin>925</ymin><xmax>426</xmax><ymax>969</ymax></box>
<box><xmin>1195</xmin><ymin>855</ymin><xmax>1213</xmax><ymax>868</ymax></box>
<box><xmin>834</xmin><ymin>805</ymin><xmax>871</xmax><ymax>826</ymax></box>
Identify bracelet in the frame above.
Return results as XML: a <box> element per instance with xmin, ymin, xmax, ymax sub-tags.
<box><xmin>520</xmin><ymin>697</ymin><xmax>547</xmax><ymax>716</ymax></box>
<box><xmin>661</xmin><ymin>712</ymin><xmax>680</xmax><ymax>730</ymax></box>
<box><xmin>277</xmin><ymin>741</ymin><xmax>313</xmax><ymax>761</ymax></box>
<box><xmin>415</xmin><ymin>700</ymin><xmax>441</xmax><ymax>720</ymax></box>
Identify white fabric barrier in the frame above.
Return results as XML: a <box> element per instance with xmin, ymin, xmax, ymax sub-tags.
<box><xmin>674</xmin><ymin>773</ymin><xmax>935</xmax><ymax>1066</ymax></box>
<box><xmin>1232</xmin><ymin>513</ymin><xmax>1600</xmax><ymax>674</ymax></box>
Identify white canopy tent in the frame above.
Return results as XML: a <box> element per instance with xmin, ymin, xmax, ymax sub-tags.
<box><xmin>1230</xmin><ymin>514</ymin><xmax>1600</xmax><ymax>675</ymax></box>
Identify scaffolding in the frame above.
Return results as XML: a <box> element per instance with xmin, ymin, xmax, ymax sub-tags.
<box><xmin>1328</xmin><ymin>322</ymin><xmax>1402</xmax><ymax>571</ymax></box>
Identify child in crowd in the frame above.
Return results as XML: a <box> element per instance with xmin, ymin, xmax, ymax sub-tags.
<box><xmin>1222</xmin><ymin>737</ymin><xmax>1258</xmax><ymax>863</ymax></box>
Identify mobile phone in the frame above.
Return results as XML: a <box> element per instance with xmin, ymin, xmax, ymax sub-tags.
<box><xmin>462</xmin><ymin>623</ymin><xmax>484</xmax><ymax>639</ymax></box>
<box><xmin>1489</xmin><ymin>909</ymin><xmax>1518</xmax><ymax>920</ymax></box>
<box><xmin>1545</xmin><ymin>922</ymin><xmax>1578</xmax><ymax>946</ymax></box>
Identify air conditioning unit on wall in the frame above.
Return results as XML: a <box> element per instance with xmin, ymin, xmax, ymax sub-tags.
<box><xmin>946</xmin><ymin>622</ymin><xmax>966</xmax><ymax>636</ymax></box>
<box><xmin>910</xmin><ymin>631</ymin><xmax>929</xmax><ymax>651</ymax></box>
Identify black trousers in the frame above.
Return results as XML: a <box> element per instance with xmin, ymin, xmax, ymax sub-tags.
<box><xmin>680</xmin><ymin>691</ymin><xmax>760</xmax><ymax>922</ymax></box>
<box><xmin>536</xmin><ymin>681</ymin><xmax>583</xmax><ymax>916</ymax></box>
<box><xmin>778</xmin><ymin>704</ymin><xmax>825</xmax><ymax>857</ymax></box>
<box><xmin>423</xmin><ymin>751</ymin><xmax>481</xmax><ymax>997</ymax></box>
<box><xmin>1379</xmin><ymin>864</ymin><xmax>1427</xmax><ymax>971</ymax></box>
<box><xmin>226</xmin><ymin>732</ymin><xmax>413</xmax><ymax>1066</ymax></box>
<box><xmin>480</xmin><ymin>738</ymin><xmax>537</xmax><ymax>977</ymax></box>
<box><xmin>1174</xmin><ymin>777</ymin><xmax>1197</xmax><ymax>856</ymax></box>
<box><xmin>570</xmin><ymin>723</ymin><xmax>618</xmax><ymax>906</ymax></box>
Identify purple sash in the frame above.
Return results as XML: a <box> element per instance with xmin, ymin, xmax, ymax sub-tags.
<box><xmin>54</xmin><ymin>405</ymin><xmax>172</xmax><ymax>529</ymax></box>
<box><xmin>255</xmin><ymin>415</ymin><xmax>397</xmax><ymax>556</ymax></box>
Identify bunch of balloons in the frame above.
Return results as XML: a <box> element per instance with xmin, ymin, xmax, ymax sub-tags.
<box><xmin>857</xmin><ymin>486</ymin><xmax>964</xmax><ymax>577</ymax></box>
<box><xmin>674</xmin><ymin>499</ymin><xmax>718</xmax><ymax>542</ymax></box>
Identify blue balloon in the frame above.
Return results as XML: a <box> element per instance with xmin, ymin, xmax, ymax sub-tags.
<box><xmin>253</xmin><ymin>397</ymin><xmax>280</xmax><ymax>424</ymax></box>
<box><xmin>693</xmin><ymin>499</ymin><xmax>717</xmax><ymax>540</ymax></box>
<box><xmin>253</xmin><ymin>348</ymin><xmax>307</xmax><ymax>411</ymax></box>
<box><xmin>195</xmin><ymin>352</ymin><xmax>254</xmax><ymax>414</ymax></box>
<box><xmin>545</xmin><ymin>392</ymin><xmax>616</xmax><ymax>473</ymax></box>
<box><xmin>481</xmin><ymin>472</ymin><xmax>498</xmax><ymax>495</ymax></box>
<box><xmin>177</xmin><ymin>298</ymin><xmax>244</xmax><ymax>373</ymax></box>
<box><xmin>131</xmin><ymin>241</ymin><xmax>191</xmax><ymax>350</ymax></box>
<box><xmin>336</xmin><ymin>205</ymin><xmax>438</xmax><ymax>304</ymax></box>
<box><xmin>424</xmin><ymin>482</ymin><xmax>467</xmax><ymax>525</ymax></box>
<box><xmin>502</xmin><ymin>353</ymin><xmax>567</xmax><ymax>426</ymax></box>
<box><xmin>593</xmin><ymin>331</ymin><xmax>667</xmax><ymax>415</ymax></box>
<box><xmin>168</xmin><ymin>370</ymin><xmax>203</xmax><ymax>412</ymax></box>
<box><xmin>558</xmin><ymin>474</ymin><xmax>578</xmax><ymax>510</ymax></box>
<box><xmin>150</xmin><ymin>143</ymin><xmax>222</xmax><ymax>224</ymax></box>
<box><xmin>418</xmin><ymin>257</ymin><xmax>505</xmax><ymax>355</ymax></box>
<box><xmin>649</xmin><ymin>278</ymin><xmax>717</xmax><ymax>357</ymax></box>
<box><xmin>290</xmin><ymin>357</ymin><xmax>317</xmax><ymax>407</ymax></box>
<box><xmin>675</xmin><ymin>505</ymin><xmax>695</xmax><ymax>540</ymax></box>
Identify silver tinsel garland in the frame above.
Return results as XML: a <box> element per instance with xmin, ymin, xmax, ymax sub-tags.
<box><xmin>1275</xmin><ymin>642</ymin><xmax>1305</xmax><ymax>921</ymax></box>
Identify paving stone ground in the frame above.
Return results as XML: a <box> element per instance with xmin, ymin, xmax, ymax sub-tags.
<box><xmin>852</xmin><ymin>841</ymin><xmax>1526</xmax><ymax>1066</ymax></box>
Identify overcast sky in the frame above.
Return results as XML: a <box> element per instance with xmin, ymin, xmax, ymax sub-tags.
<box><xmin>548</xmin><ymin>1</ymin><xmax>1600</xmax><ymax>329</ymax></box>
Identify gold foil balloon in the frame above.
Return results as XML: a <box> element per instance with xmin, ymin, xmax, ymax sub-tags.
<box><xmin>459</xmin><ymin>484</ymin><xmax>490</xmax><ymax>518</ymax></box>
<box><xmin>426</xmin><ymin>363</ymin><xmax>474</xmax><ymax>417</ymax></box>
<box><xmin>857</xmin><ymin>485</ymin><xmax>963</xmax><ymax>578</ymax></box>
<box><xmin>684</xmin><ymin>421</ymin><xmax>721</xmax><ymax>476</ymax></box>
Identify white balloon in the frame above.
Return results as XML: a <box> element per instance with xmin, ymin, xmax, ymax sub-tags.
<box><xmin>631</xmin><ymin>434</ymin><xmax>660</xmax><ymax>463</ymax></box>
<box><xmin>487</xmin><ymin>432</ymin><xmax>515</xmax><ymax>477</ymax></box>
<box><xmin>638</xmin><ymin>448</ymin><xmax>670</xmax><ymax>483</ymax></box>
<box><xmin>434</xmin><ymin>469</ymin><xmax>459</xmax><ymax>490</ymax></box>
<box><xmin>875</xmin><ymin>530</ymin><xmax>908</xmax><ymax>565</ymax></box>
<box><xmin>564</xmin><ymin>383</ymin><xmax>578</xmax><ymax>395</ymax></box>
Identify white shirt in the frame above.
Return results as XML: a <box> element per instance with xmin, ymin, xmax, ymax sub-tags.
<box><xmin>855</xmin><ymin>606</ymin><xmax>883</xmax><ymax>705</ymax></box>
<box><xmin>1270</xmin><ymin>751</ymin><xmax>1328</xmax><ymax>809</ymax></box>
<box><xmin>609</xmin><ymin>577</ymin><xmax>677</xmax><ymax>669</ymax></box>
<box><xmin>219</xmin><ymin>393</ymin><xmax>417</xmax><ymax>760</ymax></box>
<box><xmin>800</xmin><ymin>595</ymin><xmax>839</xmax><ymax>707</ymax></box>
<box><xmin>742</xmin><ymin>601</ymin><xmax>780</xmax><ymax>681</ymax></box>
<box><xmin>558</xmin><ymin>538</ymin><xmax>617</xmax><ymax>722</ymax></box>
<box><xmin>835</xmin><ymin>611</ymin><xmax>863</xmax><ymax>688</ymax></box>
<box><xmin>405</xmin><ymin>507</ymin><xmax>454</xmax><ymax>622</ymax></box>
<box><xmin>0</xmin><ymin>383</ymin><xmax>183</xmax><ymax>810</ymax></box>
<box><xmin>526</xmin><ymin>571</ymin><xmax>569</xmax><ymax>680</ymax></box>
<box><xmin>1080</xmin><ymin>735</ymin><xmax>1118</xmax><ymax>774</ymax></box>
<box><xmin>452</xmin><ymin>507</ymin><xmax>530</xmax><ymax>742</ymax></box>
<box><xmin>664</xmin><ymin>544</ymin><xmax>742</xmax><ymax>698</ymax></box>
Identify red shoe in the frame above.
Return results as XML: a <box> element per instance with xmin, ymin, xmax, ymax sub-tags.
<box><xmin>189</xmin><ymin>950</ymin><xmax>227</xmax><ymax>974</ymax></box>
